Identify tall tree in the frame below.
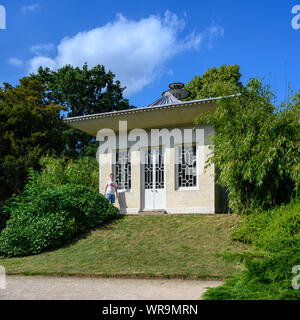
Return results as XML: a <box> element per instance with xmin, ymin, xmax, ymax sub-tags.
<box><xmin>185</xmin><ymin>64</ymin><xmax>243</xmax><ymax>100</ymax></box>
<box><xmin>31</xmin><ymin>63</ymin><xmax>134</xmax><ymax>159</ymax></box>
<box><xmin>196</xmin><ymin>79</ymin><xmax>300</xmax><ymax>214</ymax></box>
<box><xmin>0</xmin><ymin>78</ymin><xmax>65</xmax><ymax>201</ymax></box>
<box><xmin>290</xmin><ymin>91</ymin><xmax>300</xmax><ymax>194</ymax></box>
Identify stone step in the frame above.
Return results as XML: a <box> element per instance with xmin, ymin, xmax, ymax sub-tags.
<box><xmin>138</xmin><ymin>210</ymin><xmax>167</xmax><ymax>216</ymax></box>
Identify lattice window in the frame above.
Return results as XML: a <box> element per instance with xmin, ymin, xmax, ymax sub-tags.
<box><xmin>115</xmin><ymin>151</ymin><xmax>131</xmax><ymax>190</ymax></box>
<box><xmin>144</xmin><ymin>150</ymin><xmax>153</xmax><ymax>189</ymax></box>
<box><xmin>144</xmin><ymin>149</ymin><xmax>165</xmax><ymax>190</ymax></box>
<box><xmin>155</xmin><ymin>149</ymin><xmax>164</xmax><ymax>189</ymax></box>
<box><xmin>176</xmin><ymin>145</ymin><xmax>197</xmax><ymax>188</ymax></box>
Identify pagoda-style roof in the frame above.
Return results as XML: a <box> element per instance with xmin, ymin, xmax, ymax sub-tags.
<box><xmin>63</xmin><ymin>95</ymin><xmax>235</xmax><ymax>136</ymax></box>
<box><xmin>64</xmin><ymin>82</ymin><xmax>238</xmax><ymax>136</ymax></box>
<box><xmin>148</xmin><ymin>91</ymin><xmax>181</xmax><ymax>107</ymax></box>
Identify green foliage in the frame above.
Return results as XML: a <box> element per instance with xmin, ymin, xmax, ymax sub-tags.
<box><xmin>38</xmin><ymin>156</ymin><xmax>99</xmax><ymax>192</ymax></box>
<box><xmin>185</xmin><ymin>64</ymin><xmax>243</xmax><ymax>100</ymax></box>
<box><xmin>0</xmin><ymin>78</ymin><xmax>65</xmax><ymax>201</ymax></box>
<box><xmin>232</xmin><ymin>199</ymin><xmax>300</xmax><ymax>244</ymax></box>
<box><xmin>205</xmin><ymin>200</ymin><xmax>300</xmax><ymax>300</ymax></box>
<box><xmin>196</xmin><ymin>79</ymin><xmax>300</xmax><ymax>214</ymax></box>
<box><xmin>0</xmin><ymin>171</ymin><xmax>119</xmax><ymax>257</ymax></box>
<box><xmin>290</xmin><ymin>92</ymin><xmax>300</xmax><ymax>195</ymax></box>
<box><xmin>204</xmin><ymin>271</ymin><xmax>300</xmax><ymax>300</ymax></box>
<box><xmin>195</xmin><ymin>74</ymin><xmax>300</xmax><ymax>300</ymax></box>
<box><xmin>31</xmin><ymin>63</ymin><xmax>134</xmax><ymax>159</ymax></box>
<box><xmin>0</xmin><ymin>203</ymin><xmax>10</xmax><ymax>231</ymax></box>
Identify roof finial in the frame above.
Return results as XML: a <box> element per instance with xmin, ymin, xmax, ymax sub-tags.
<box><xmin>162</xmin><ymin>82</ymin><xmax>190</xmax><ymax>100</ymax></box>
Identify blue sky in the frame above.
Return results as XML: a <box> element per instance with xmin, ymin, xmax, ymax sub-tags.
<box><xmin>0</xmin><ymin>0</ymin><xmax>299</xmax><ymax>107</ymax></box>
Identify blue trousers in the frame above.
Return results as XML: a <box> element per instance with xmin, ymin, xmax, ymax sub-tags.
<box><xmin>106</xmin><ymin>194</ymin><xmax>116</xmax><ymax>204</ymax></box>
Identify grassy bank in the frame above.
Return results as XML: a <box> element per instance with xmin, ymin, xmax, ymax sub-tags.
<box><xmin>0</xmin><ymin>215</ymin><xmax>249</xmax><ymax>279</ymax></box>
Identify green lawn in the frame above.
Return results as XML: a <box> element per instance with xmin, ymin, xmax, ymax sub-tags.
<box><xmin>0</xmin><ymin>215</ymin><xmax>249</xmax><ymax>279</ymax></box>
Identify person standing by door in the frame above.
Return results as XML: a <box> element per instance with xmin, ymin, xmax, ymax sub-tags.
<box><xmin>104</xmin><ymin>173</ymin><xmax>118</xmax><ymax>204</ymax></box>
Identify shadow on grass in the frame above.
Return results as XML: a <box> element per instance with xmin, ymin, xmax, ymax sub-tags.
<box><xmin>51</xmin><ymin>214</ymin><xmax>125</xmax><ymax>251</ymax></box>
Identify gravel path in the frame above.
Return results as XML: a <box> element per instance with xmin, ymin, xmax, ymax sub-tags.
<box><xmin>0</xmin><ymin>276</ymin><xmax>222</xmax><ymax>300</ymax></box>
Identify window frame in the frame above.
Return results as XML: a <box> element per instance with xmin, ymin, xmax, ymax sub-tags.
<box><xmin>175</xmin><ymin>143</ymin><xmax>199</xmax><ymax>191</ymax></box>
<box><xmin>113</xmin><ymin>149</ymin><xmax>132</xmax><ymax>192</ymax></box>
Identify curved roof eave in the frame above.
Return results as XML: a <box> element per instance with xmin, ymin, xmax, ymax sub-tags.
<box><xmin>63</xmin><ymin>94</ymin><xmax>238</xmax><ymax>124</ymax></box>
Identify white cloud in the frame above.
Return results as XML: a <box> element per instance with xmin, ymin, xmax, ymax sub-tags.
<box><xmin>30</xmin><ymin>43</ymin><xmax>55</xmax><ymax>55</ymax></box>
<box><xmin>206</xmin><ymin>24</ymin><xmax>224</xmax><ymax>49</ymax></box>
<box><xmin>167</xmin><ymin>69</ymin><xmax>174</xmax><ymax>76</ymax></box>
<box><xmin>21</xmin><ymin>4</ymin><xmax>40</xmax><ymax>13</ymax></box>
<box><xmin>28</xmin><ymin>11</ymin><xmax>223</xmax><ymax>96</ymax></box>
<box><xmin>209</xmin><ymin>25</ymin><xmax>225</xmax><ymax>39</ymax></box>
<box><xmin>29</xmin><ymin>56</ymin><xmax>57</xmax><ymax>72</ymax></box>
<box><xmin>9</xmin><ymin>58</ymin><xmax>23</xmax><ymax>67</ymax></box>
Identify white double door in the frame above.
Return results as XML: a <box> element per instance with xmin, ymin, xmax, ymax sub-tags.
<box><xmin>143</xmin><ymin>148</ymin><xmax>166</xmax><ymax>210</ymax></box>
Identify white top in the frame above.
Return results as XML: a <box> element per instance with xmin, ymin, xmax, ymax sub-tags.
<box><xmin>106</xmin><ymin>181</ymin><xmax>118</xmax><ymax>194</ymax></box>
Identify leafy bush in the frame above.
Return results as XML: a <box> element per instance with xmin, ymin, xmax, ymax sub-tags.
<box><xmin>204</xmin><ymin>271</ymin><xmax>300</xmax><ymax>300</ymax></box>
<box><xmin>232</xmin><ymin>199</ymin><xmax>300</xmax><ymax>244</ymax></box>
<box><xmin>204</xmin><ymin>199</ymin><xmax>300</xmax><ymax>300</ymax></box>
<box><xmin>0</xmin><ymin>171</ymin><xmax>119</xmax><ymax>257</ymax></box>
<box><xmin>38</xmin><ymin>156</ymin><xmax>99</xmax><ymax>192</ymax></box>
